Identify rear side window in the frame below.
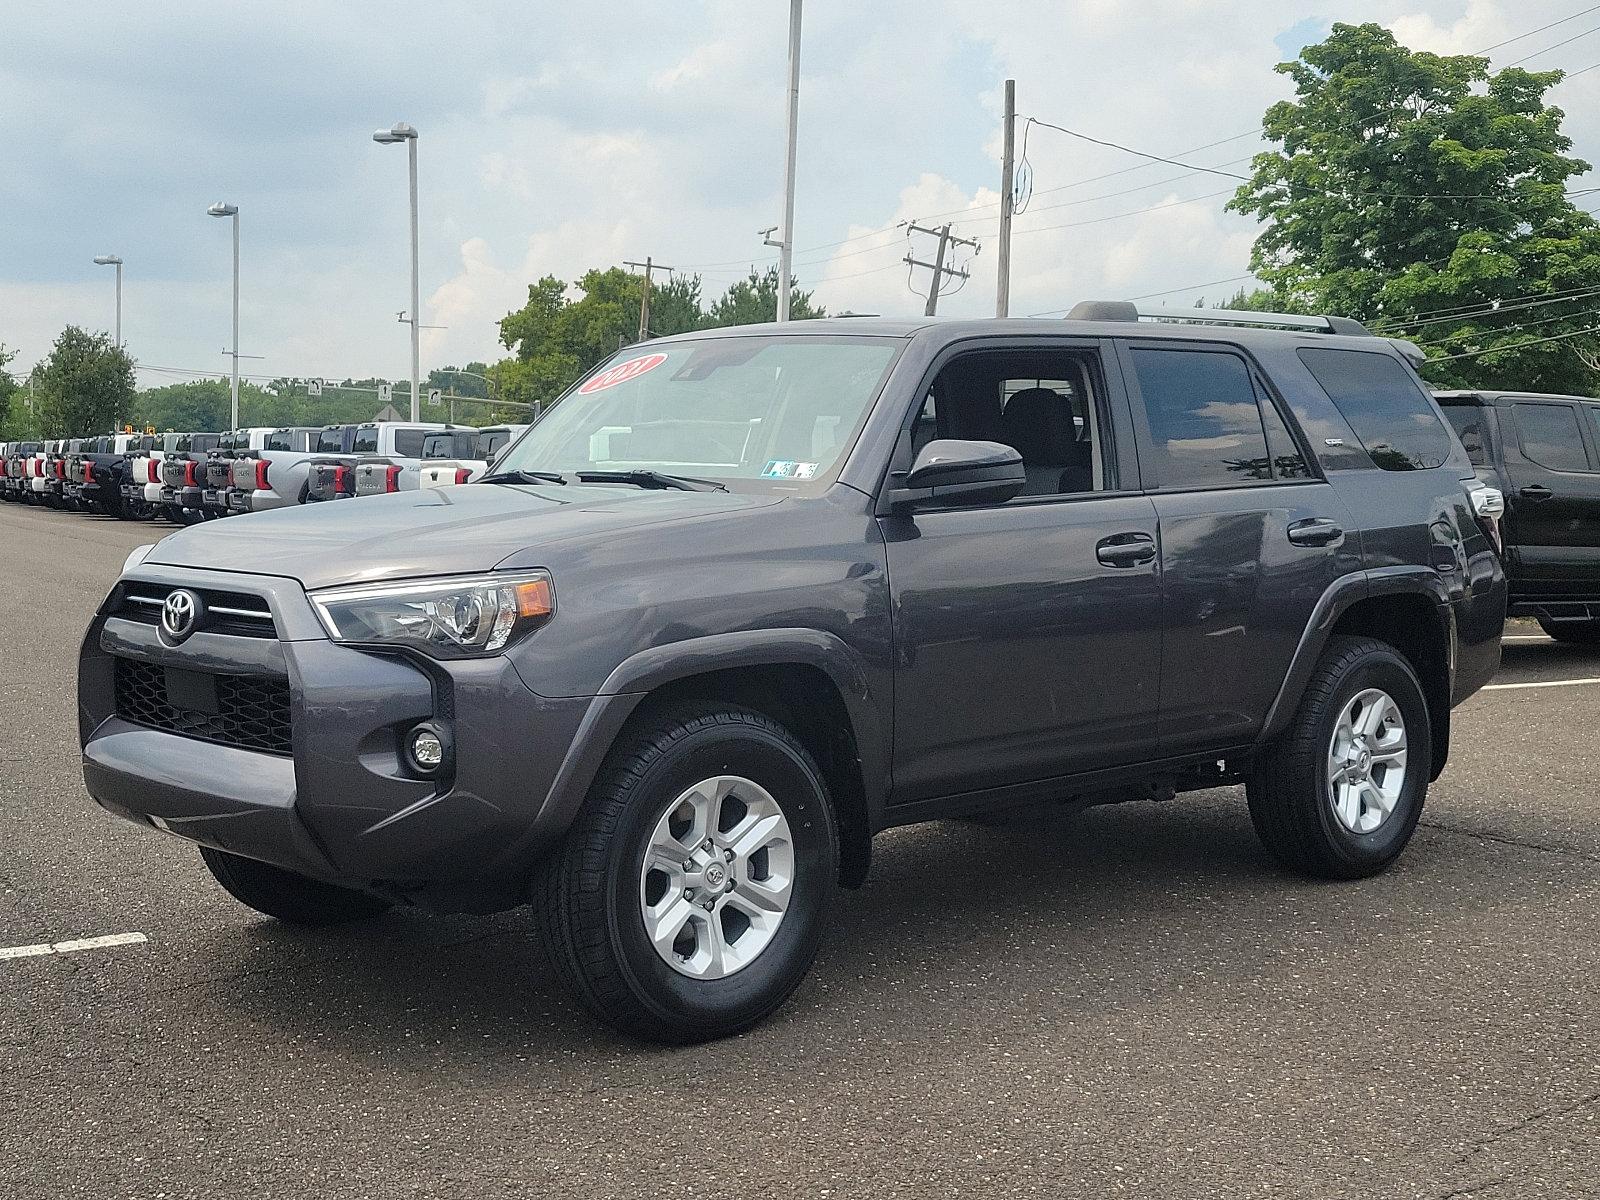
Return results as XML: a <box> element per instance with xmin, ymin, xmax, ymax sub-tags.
<box><xmin>1129</xmin><ymin>347</ymin><xmax>1279</xmax><ymax>488</ymax></box>
<box><xmin>422</xmin><ymin>433</ymin><xmax>454</xmax><ymax>459</ymax></box>
<box><xmin>1515</xmin><ymin>402</ymin><xmax>1593</xmax><ymax>472</ymax></box>
<box><xmin>265</xmin><ymin>432</ymin><xmax>292</xmax><ymax>451</ymax></box>
<box><xmin>1298</xmin><ymin>348</ymin><xmax>1451</xmax><ymax>471</ymax></box>
<box><xmin>317</xmin><ymin>429</ymin><xmax>345</xmax><ymax>453</ymax></box>
<box><xmin>480</xmin><ymin>431</ymin><xmax>511</xmax><ymax>457</ymax></box>
<box><xmin>352</xmin><ymin>428</ymin><xmax>380</xmax><ymax>454</ymax></box>
<box><xmin>1440</xmin><ymin>405</ymin><xmax>1489</xmax><ymax>466</ymax></box>
<box><xmin>1589</xmin><ymin>407</ymin><xmax>1600</xmax><ymax>453</ymax></box>
<box><xmin>393</xmin><ymin>429</ymin><xmax>426</xmax><ymax>457</ymax></box>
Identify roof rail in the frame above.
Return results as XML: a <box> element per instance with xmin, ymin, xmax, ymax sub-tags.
<box><xmin>1066</xmin><ymin>300</ymin><xmax>1372</xmax><ymax>337</ymax></box>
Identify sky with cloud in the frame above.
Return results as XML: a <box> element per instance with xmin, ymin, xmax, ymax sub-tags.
<box><xmin>5</xmin><ymin>0</ymin><xmax>1600</xmax><ymax>389</ymax></box>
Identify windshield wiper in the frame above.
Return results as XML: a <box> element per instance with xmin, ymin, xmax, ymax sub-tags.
<box><xmin>576</xmin><ymin>469</ymin><xmax>727</xmax><ymax>493</ymax></box>
<box><xmin>475</xmin><ymin>469</ymin><xmax>570</xmax><ymax>486</ymax></box>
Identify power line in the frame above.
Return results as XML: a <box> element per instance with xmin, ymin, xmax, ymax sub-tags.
<box><xmin>1372</xmin><ymin>280</ymin><xmax>1600</xmax><ymax>329</ymax></box>
<box><xmin>1479</xmin><ymin>4</ymin><xmax>1600</xmax><ymax>53</ymax></box>
<box><xmin>1502</xmin><ymin>21</ymin><xmax>1600</xmax><ymax>68</ymax></box>
<box><xmin>1428</xmin><ymin>320</ymin><xmax>1600</xmax><ymax>360</ymax></box>
<box><xmin>1410</xmin><ymin>304</ymin><xmax>1600</xmax><ymax>344</ymax></box>
<box><xmin>1027</xmin><ymin>274</ymin><xmax>1261</xmax><ymax>317</ymax></box>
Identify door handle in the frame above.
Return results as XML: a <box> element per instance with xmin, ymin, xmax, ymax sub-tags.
<box><xmin>1096</xmin><ymin>533</ymin><xmax>1157</xmax><ymax>567</ymax></box>
<box><xmin>1287</xmin><ymin>517</ymin><xmax>1345</xmax><ymax>548</ymax></box>
<box><xmin>1519</xmin><ymin>484</ymin><xmax>1553</xmax><ymax>502</ymax></box>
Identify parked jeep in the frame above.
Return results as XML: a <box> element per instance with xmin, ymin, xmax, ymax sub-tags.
<box><xmin>1436</xmin><ymin>390</ymin><xmax>1600</xmax><ymax>644</ymax></box>
<box><xmin>81</xmin><ymin>306</ymin><xmax>1505</xmax><ymax>1042</ymax></box>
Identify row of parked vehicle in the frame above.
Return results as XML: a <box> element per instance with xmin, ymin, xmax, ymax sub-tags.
<box><xmin>0</xmin><ymin>420</ymin><xmax>527</xmax><ymax>524</ymax></box>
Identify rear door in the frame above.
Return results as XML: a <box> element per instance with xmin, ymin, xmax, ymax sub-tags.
<box><xmin>1119</xmin><ymin>340</ymin><xmax>1357</xmax><ymax>755</ymax></box>
<box><xmin>1501</xmin><ymin>398</ymin><xmax>1600</xmax><ymax>601</ymax></box>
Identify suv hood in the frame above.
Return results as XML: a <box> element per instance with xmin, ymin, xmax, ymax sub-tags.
<box><xmin>145</xmin><ymin>483</ymin><xmax>782</xmax><ymax>589</ymax></box>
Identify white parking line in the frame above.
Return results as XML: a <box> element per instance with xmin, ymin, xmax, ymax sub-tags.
<box><xmin>1482</xmin><ymin>677</ymin><xmax>1600</xmax><ymax>692</ymax></box>
<box><xmin>0</xmin><ymin>932</ymin><xmax>148</xmax><ymax>961</ymax></box>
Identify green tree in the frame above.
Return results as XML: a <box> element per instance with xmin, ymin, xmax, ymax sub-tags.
<box><xmin>34</xmin><ymin>326</ymin><xmax>136</xmax><ymax>436</ymax></box>
<box><xmin>1228</xmin><ymin>22</ymin><xmax>1600</xmax><ymax>392</ymax></box>
<box><xmin>704</xmin><ymin>266</ymin><xmax>824</xmax><ymax>327</ymax></box>
<box><xmin>0</xmin><ymin>346</ymin><xmax>39</xmax><ymax>440</ymax></box>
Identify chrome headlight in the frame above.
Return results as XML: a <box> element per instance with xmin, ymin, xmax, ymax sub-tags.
<box><xmin>309</xmin><ymin>571</ymin><xmax>554</xmax><ymax>658</ymax></box>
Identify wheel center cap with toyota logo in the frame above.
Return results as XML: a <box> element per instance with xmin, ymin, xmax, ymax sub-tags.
<box><xmin>703</xmin><ymin>862</ymin><xmax>727</xmax><ymax>889</ymax></box>
<box><xmin>160</xmin><ymin>588</ymin><xmax>203</xmax><ymax>644</ymax></box>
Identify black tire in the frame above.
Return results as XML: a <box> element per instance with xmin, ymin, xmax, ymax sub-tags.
<box><xmin>536</xmin><ymin>703</ymin><xmax>839</xmax><ymax>1043</ymax></box>
<box><xmin>1246</xmin><ymin>635</ymin><xmax>1432</xmax><ymax>880</ymax></box>
<box><xmin>199</xmin><ymin>846</ymin><xmax>392</xmax><ymax>926</ymax></box>
<box><xmin>1537</xmin><ymin>618</ymin><xmax>1600</xmax><ymax>646</ymax></box>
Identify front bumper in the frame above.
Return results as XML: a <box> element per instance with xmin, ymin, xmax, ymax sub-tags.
<box><xmin>79</xmin><ymin>564</ymin><xmax>593</xmax><ymax>907</ymax></box>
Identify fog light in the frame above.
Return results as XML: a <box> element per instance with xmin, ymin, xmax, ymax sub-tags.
<box><xmin>409</xmin><ymin>728</ymin><xmax>444</xmax><ymax>771</ymax></box>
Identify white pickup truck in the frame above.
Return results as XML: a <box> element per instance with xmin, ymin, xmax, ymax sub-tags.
<box><xmin>343</xmin><ymin>421</ymin><xmax>460</xmax><ymax>498</ymax></box>
<box><xmin>227</xmin><ymin>426</ymin><xmax>340</xmax><ymax>513</ymax></box>
<box><xmin>416</xmin><ymin>424</ymin><xmax>529</xmax><ymax>488</ymax></box>
<box><xmin>127</xmin><ymin>433</ymin><xmax>185</xmax><ymax>517</ymax></box>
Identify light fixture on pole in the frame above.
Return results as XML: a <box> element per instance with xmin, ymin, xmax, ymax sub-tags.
<box><xmin>373</xmin><ymin>121</ymin><xmax>422</xmax><ymax>421</ymax></box>
<box><xmin>92</xmin><ymin>255</ymin><xmax>124</xmax><ymax>347</ymax></box>
<box><xmin>207</xmin><ymin>202</ymin><xmax>241</xmax><ymax>429</ymax></box>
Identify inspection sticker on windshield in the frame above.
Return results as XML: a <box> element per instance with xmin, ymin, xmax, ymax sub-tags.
<box><xmin>762</xmin><ymin>460</ymin><xmax>817</xmax><ymax>479</ymax></box>
<box><xmin>578</xmin><ymin>352</ymin><xmax>668</xmax><ymax>395</ymax></box>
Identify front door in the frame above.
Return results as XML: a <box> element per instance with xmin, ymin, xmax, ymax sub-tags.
<box><xmin>1501</xmin><ymin>399</ymin><xmax>1600</xmax><ymax>602</ymax></box>
<box><xmin>882</xmin><ymin>341</ymin><xmax>1164</xmax><ymax>806</ymax></box>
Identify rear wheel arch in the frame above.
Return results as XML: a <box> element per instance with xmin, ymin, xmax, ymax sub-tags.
<box><xmin>1262</xmin><ymin>573</ymin><xmax>1454</xmax><ymax>781</ymax></box>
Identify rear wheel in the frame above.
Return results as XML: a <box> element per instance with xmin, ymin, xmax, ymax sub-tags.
<box><xmin>199</xmin><ymin>847</ymin><xmax>392</xmax><ymax>925</ymax></box>
<box><xmin>1247</xmin><ymin>635</ymin><xmax>1431</xmax><ymax>880</ymax></box>
<box><xmin>1537</xmin><ymin>618</ymin><xmax>1600</xmax><ymax>646</ymax></box>
<box><xmin>536</xmin><ymin>703</ymin><xmax>838</xmax><ymax>1043</ymax></box>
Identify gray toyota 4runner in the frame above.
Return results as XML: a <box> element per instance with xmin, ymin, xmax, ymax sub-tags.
<box><xmin>80</xmin><ymin>303</ymin><xmax>1507</xmax><ymax>1042</ymax></box>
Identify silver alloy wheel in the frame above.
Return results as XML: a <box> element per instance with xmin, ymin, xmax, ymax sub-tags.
<box><xmin>638</xmin><ymin>775</ymin><xmax>795</xmax><ymax>980</ymax></box>
<box><xmin>1327</xmin><ymin>687</ymin><xmax>1408</xmax><ymax>834</ymax></box>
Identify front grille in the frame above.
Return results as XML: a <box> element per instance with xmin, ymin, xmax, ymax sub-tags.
<box><xmin>115</xmin><ymin>582</ymin><xmax>277</xmax><ymax>638</ymax></box>
<box><xmin>114</xmin><ymin>657</ymin><xmax>292</xmax><ymax>755</ymax></box>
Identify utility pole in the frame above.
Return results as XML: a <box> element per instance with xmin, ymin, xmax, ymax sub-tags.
<box><xmin>996</xmin><ymin>79</ymin><xmax>1016</xmax><ymax>317</ymax></box>
<box><xmin>623</xmin><ymin>257</ymin><xmax>674</xmax><ymax>341</ymax></box>
<box><xmin>904</xmin><ymin>223</ymin><xmax>980</xmax><ymax>316</ymax></box>
<box><xmin>776</xmin><ymin>0</ymin><xmax>803</xmax><ymax>322</ymax></box>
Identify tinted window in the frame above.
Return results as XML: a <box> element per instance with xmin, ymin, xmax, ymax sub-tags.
<box><xmin>1441</xmin><ymin>405</ymin><xmax>1488</xmax><ymax>466</ymax></box>
<box><xmin>316</xmin><ymin>429</ymin><xmax>345</xmax><ymax>453</ymax></box>
<box><xmin>352</xmin><ymin>428</ymin><xmax>379</xmax><ymax>454</ymax></box>
<box><xmin>265</xmin><ymin>431</ymin><xmax>292</xmax><ymax>451</ymax></box>
<box><xmin>1516</xmin><ymin>402</ymin><xmax>1592</xmax><ymax>472</ymax></box>
<box><xmin>1298</xmin><ymin>348</ymin><xmax>1451</xmax><ymax>471</ymax></box>
<box><xmin>394</xmin><ymin>429</ymin><xmax>426</xmax><ymax>457</ymax></box>
<box><xmin>422</xmin><ymin>433</ymin><xmax>457</xmax><ymax>459</ymax></box>
<box><xmin>1130</xmin><ymin>348</ymin><xmax>1274</xmax><ymax>488</ymax></box>
<box><xmin>1589</xmin><ymin>406</ymin><xmax>1600</xmax><ymax>453</ymax></box>
<box><xmin>1258</xmin><ymin>392</ymin><xmax>1313</xmax><ymax>479</ymax></box>
<box><xmin>479</xmin><ymin>430</ymin><xmax>511</xmax><ymax>457</ymax></box>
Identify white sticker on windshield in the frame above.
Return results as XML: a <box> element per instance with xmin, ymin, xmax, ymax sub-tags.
<box><xmin>578</xmin><ymin>352</ymin><xmax>668</xmax><ymax>395</ymax></box>
<box><xmin>762</xmin><ymin>460</ymin><xmax>818</xmax><ymax>479</ymax></box>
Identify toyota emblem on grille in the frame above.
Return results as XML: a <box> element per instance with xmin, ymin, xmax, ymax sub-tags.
<box><xmin>160</xmin><ymin>589</ymin><xmax>202</xmax><ymax>643</ymax></box>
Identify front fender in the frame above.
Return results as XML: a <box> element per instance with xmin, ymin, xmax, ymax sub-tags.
<box><xmin>509</xmin><ymin>627</ymin><xmax>890</xmax><ymax>883</ymax></box>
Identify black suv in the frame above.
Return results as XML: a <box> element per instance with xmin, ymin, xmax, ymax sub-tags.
<box><xmin>80</xmin><ymin>306</ymin><xmax>1506</xmax><ymax>1041</ymax></box>
<box><xmin>1437</xmin><ymin>390</ymin><xmax>1600</xmax><ymax>643</ymax></box>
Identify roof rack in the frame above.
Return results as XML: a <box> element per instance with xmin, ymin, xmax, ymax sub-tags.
<box><xmin>1066</xmin><ymin>300</ymin><xmax>1372</xmax><ymax>337</ymax></box>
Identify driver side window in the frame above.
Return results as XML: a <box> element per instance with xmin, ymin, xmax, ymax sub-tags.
<box><xmin>909</xmin><ymin>349</ymin><xmax>1112</xmax><ymax>498</ymax></box>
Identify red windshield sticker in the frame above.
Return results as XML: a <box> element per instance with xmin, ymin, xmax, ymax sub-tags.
<box><xmin>577</xmin><ymin>352</ymin><xmax>668</xmax><ymax>395</ymax></box>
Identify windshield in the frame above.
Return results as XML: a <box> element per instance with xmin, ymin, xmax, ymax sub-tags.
<box><xmin>494</xmin><ymin>335</ymin><xmax>901</xmax><ymax>487</ymax></box>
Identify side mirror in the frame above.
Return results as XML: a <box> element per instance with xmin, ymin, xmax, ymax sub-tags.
<box><xmin>894</xmin><ymin>439</ymin><xmax>1026</xmax><ymax>508</ymax></box>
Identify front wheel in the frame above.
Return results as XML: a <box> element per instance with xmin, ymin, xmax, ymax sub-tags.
<box><xmin>1247</xmin><ymin>635</ymin><xmax>1431</xmax><ymax>880</ymax></box>
<box><xmin>199</xmin><ymin>847</ymin><xmax>392</xmax><ymax>925</ymax></box>
<box><xmin>536</xmin><ymin>704</ymin><xmax>838</xmax><ymax>1043</ymax></box>
<box><xmin>1537</xmin><ymin>618</ymin><xmax>1600</xmax><ymax>646</ymax></box>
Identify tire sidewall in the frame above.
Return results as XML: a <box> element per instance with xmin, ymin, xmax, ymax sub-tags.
<box><xmin>602</xmin><ymin>719</ymin><xmax>836</xmax><ymax>1033</ymax></box>
<box><xmin>1313</xmin><ymin>650</ymin><xmax>1431</xmax><ymax>870</ymax></box>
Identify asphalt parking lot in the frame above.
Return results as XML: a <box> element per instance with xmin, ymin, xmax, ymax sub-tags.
<box><xmin>1</xmin><ymin>501</ymin><xmax>1597</xmax><ymax>1200</ymax></box>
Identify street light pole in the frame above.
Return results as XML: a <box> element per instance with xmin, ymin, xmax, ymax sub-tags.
<box><xmin>92</xmin><ymin>255</ymin><xmax>123</xmax><ymax>346</ymax></box>
<box><xmin>207</xmin><ymin>203</ymin><xmax>241</xmax><ymax>428</ymax></box>
<box><xmin>776</xmin><ymin>0</ymin><xmax>802</xmax><ymax>322</ymax></box>
<box><xmin>374</xmin><ymin>122</ymin><xmax>422</xmax><ymax>421</ymax></box>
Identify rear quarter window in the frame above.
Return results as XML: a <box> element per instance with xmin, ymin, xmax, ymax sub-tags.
<box><xmin>1440</xmin><ymin>405</ymin><xmax>1489</xmax><ymax>466</ymax></box>
<box><xmin>352</xmin><ymin>428</ymin><xmax>380</xmax><ymax>454</ymax></box>
<box><xmin>1298</xmin><ymin>348</ymin><xmax>1452</xmax><ymax>470</ymax></box>
<box><xmin>316</xmin><ymin>429</ymin><xmax>345</xmax><ymax>452</ymax></box>
<box><xmin>1515</xmin><ymin>402</ymin><xmax>1593</xmax><ymax>472</ymax></box>
<box><xmin>393</xmin><ymin>429</ymin><xmax>426</xmax><ymax>457</ymax></box>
